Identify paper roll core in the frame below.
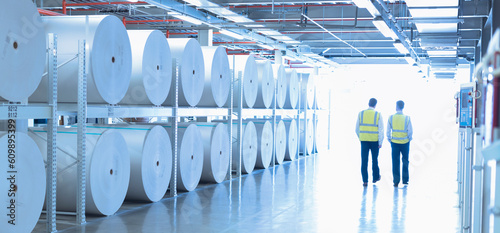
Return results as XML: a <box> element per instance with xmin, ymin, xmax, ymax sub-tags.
<box><xmin>110</xmin><ymin>169</ymin><xmax>113</xmax><ymax>175</ymax></box>
<box><xmin>112</xmin><ymin>57</ymin><xmax>115</xmax><ymax>63</ymax></box>
<box><xmin>13</xmin><ymin>41</ymin><xmax>18</xmax><ymax>50</ymax></box>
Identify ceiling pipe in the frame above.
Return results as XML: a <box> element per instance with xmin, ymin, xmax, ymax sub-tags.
<box><xmin>62</xmin><ymin>0</ymin><xmax>67</xmax><ymax>15</ymax></box>
<box><xmin>38</xmin><ymin>9</ymin><xmax>65</xmax><ymax>16</ymax></box>
<box><xmin>65</xmin><ymin>1</ymin><xmax>149</xmax><ymax>6</ymax></box>
<box><xmin>229</xmin><ymin>4</ymin><xmax>354</xmax><ymax>8</ymax></box>
<box><xmin>126</xmin><ymin>19</ymin><xmax>182</xmax><ymax>24</ymax></box>
<box><xmin>255</xmin><ymin>18</ymin><xmax>373</xmax><ymax>22</ymax></box>
<box><xmin>301</xmin><ymin>13</ymin><xmax>366</xmax><ymax>57</ymax></box>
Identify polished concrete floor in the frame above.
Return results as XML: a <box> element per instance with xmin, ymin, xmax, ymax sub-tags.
<box><xmin>35</xmin><ymin>148</ymin><xmax>460</xmax><ymax>233</ymax></box>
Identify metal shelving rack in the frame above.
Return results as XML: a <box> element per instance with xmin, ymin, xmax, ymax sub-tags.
<box><xmin>59</xmin><ymin>57</ymin><xmax>234</xmax><ymax>226</ymax></box>
<box><xmin>2</xmin><ymin>34</ymin><xmax>59</xmax><ymax>232</ymax></box>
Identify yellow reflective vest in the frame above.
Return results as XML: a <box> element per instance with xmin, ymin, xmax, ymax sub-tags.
<box><xmin>390</xmin><ymin>114</ymin><xmax>409</xmax><ymax>144</ymax></box>
<box><xmin>359</xmin><ymin>109</ymin><xmax>380</xmax><ymax>142</ymax></box>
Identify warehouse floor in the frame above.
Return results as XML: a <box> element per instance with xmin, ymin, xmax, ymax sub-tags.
<box><xmin>34</xmin><ymin>145</ymin><xmax>460</xmax><ymax>233</ymax></box>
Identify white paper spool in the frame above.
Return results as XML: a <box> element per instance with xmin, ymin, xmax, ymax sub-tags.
<box><xmin>253</xmin><ymin>120</ymin><xmax>273</xmax><ymax>169</ymax></box>
<box><xmin>273</xmin><ymin>64</ymin><xmax>287</xmax><ymax>109</ymax></box>
<box><xmin>232</xmin><ymin>121</ymin><xmax>257</xmax><ymax>174</ymax></box>
<box><xmin>87</xmin><ymin>125</ymin><xmax>172</xmax><ymax>202</ymax></box>
<box><xmin>30</xmin><ymin>15</ymin><xmax>132</xmax><ymax>104</ymax></box>
<box><xmin>254</xmin><ymin>60</ymin><xmax>275</xmax><ymax>108</ymax></box>
<box><xmin>198</xmin><ymin>46</ymin><xmax>231</xmax><ymax>107</ymax></box>
<box><xmin>0</xmin><ymin>132</ymin><xmax>45</xmax><ymax>233</ymax></box>
<box><xmin>300</xmin><ymin>119</ymin><xmax>314</xmax><ymax>155</ymax></box>
<box><xmin>284</xmin><ymin>119</ymin><xmax>298</xmax><ymax>161</ymax></box>
<box><xmin>164</xmin><ymin>124</ymin><xmax>203</xmax><ymax>191</ymax></box>
<box><xmin>275</xmin><ymin>120</ymin><xmax>286</xmax><ymax>164</ymax></box>
<box><xmin>29</xmin><ymin>128</ymin><xmax>130</xmax><ymax>215</ymax></box>
<box><xmin>0</xmin><ymin>0</ymin><xmax>46</xmax><ymax>102</ymax></box>
<box><xmin>165</xmin><ymin>38</ymin><xmax>205</xmax><ymax>107</ymax></box>
<box><xmin>229</xmin><ymin>55</ymin><xmax>258</xmax><ymax>108</ymax></box>
<box><xmin>300</xmin><ymin>73</ymin><xmax>316</xmax><ymax>109</ymax></box>
<box><xmin>197</xmin><ymin>123</ymin><xmax>230</xmax><ymax>183</ymax></box>
<box><xmin>284</xmin><ymin>69</ymin><xmax>299</xmax><ymax>109</ymax></box>
<box><xmin>120</xmin><ymin>30</ymin><xmax>172</xmax><ymax>106</ymax></box>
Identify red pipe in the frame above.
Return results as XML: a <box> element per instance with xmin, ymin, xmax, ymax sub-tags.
<box><xmin>122</xmin><ymin>17</ymin><xmax>126</xmax><ymax>26</ymax></box>
<box><xmin>66</xmin><ymin>1</ymin><xmax>148</xmax><ymax>6</ymax></box>
<box><xmin>126</xmin><ymin>19</ymin><xmax>182</xmax><ymax>24</ymax></box>
<box><xmin>52</xmin><ymin>8</ymin><xmax>98</xmax><ymax>12</ymax></box>
<box><xmin>281</xmin><ymin>31</ymin><xmax>378</xmax><ymax>34</ymax></box>
<box><xmin>230</xmin><ymin>4</ymin><xmax>353</xmax><ymax>8</ymax></box>
<box><xmin>62</xmin><ymin>0</ymin><xmax>67</xmax><ymax>15</ymax></box>
<box><xmin>256</xmin><ymin>18</ymin><xmax>372</xmax><ymax>22</ymax></box>
<box><xmin>214</xmin><ymin>41</ymin><xmax>257</xmax><ymax>44</ymax></box>
<box><xmin>166</xmin><ymin>30</ymin><xmax>170</xmax><ymax>38</ymax></box>
<box><xmin>38</xmin><ymin>9</ymin><xmax>65</xmax><ymax>16</ymax></box>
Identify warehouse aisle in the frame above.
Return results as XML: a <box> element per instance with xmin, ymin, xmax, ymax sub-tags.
<box><xmin>48</xmin><ymin>147</ymin><xmax>459</xmax><ymax>233</ymax></box>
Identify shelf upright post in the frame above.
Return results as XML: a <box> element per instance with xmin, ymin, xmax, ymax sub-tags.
<box><xmin>302</xmin><ymin>74</ymin><xmax>308</xmax><ymax>156</ymax></box>
<box><xmin>271</xmin><ymin>76</ymin><xmax>277</xmax><ymax>168</ymax></box>
<box><xmin>46</xmin><ymin>33</ymin><xmax>58</xmax><ymax>233</ymax></box>
<box><xmin>226</xmin><ymin>68</ymin><xmax>234</xmax><ymax>180</ymax></box>
<box><xmin>169</xmin><ymin>58</ymin><xmax>179</xmax><ymax>197</ymax></box>
<box><xmin>296</xmin><ymin>79</ymin><xmax>301</xmax><ymax>160</ymax></box>
<box><xmin>76</xmin><ymin>40</ymin><xmax>87</xmax><ymax>224</ymax></box>
<box><xmin>236</xmin><ymin>71</ymin><xmax>243</xmax><ymax>177</ymax></box>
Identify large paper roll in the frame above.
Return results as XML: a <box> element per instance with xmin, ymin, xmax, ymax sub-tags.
<box><xmin>29</xmin><ymin>128</ymin><xmax>130</xmax><ymax>215</ymax></box>
<box><xmin>232</xmin><ymin>121</ymin><xmax>257</xmax><ymax>174</ymax></box>
<box><xmin>275</xmin><ymin>120</ymin><xmax>286</xmax><ymax>164</ymax></box>
<box><xmin>273</xmin><ymin>64</ymin><xmax>287</xmax><ymax>109</ymax></box>
<box><xmin>284</xmin><ymin>119</ymin><xmax>298</xmax><ymax>161</ymax></box>
<box><xmin>30</xmin><ymin>15</ymin><xmax>132</xmax><ymax>104</ymax></box>
<box><xmin>86</xmin><ymin>125</ymin><xmax>172</xmax><ymax>202</ymax></box>
<box><xmin>0</xmin><ymin>132</ymin><xmax>45</xmax><ymax>233</ymax></box>
<box><xmin>300</xmin><ymin>119</ymin><xmax>314</xmax><ymax>155</ymax></box>
<box><xmin>198</xmin><ymin>46</ymin><xmax>231</xmax><ymax>107</ymax></box>
<box><xmin>0</xmin><ymin>0</ymin><xmax>46</xmax><ymax>102</ymax></box>
<box><xmin>164</xmin><ymin>38</ymin><xmax>205</xmax><ymax>107</ymax></box>
<box><xmin>197</xmin><ymin>123</ymin><xmax>230</xmax><ymax>183</ymax></box>
<box><xmin>254</xmin><ymin>60</ymin><xmax>275</xmax><ymax>108</ymax></box>
<box><xmin>120</xmin><ymin>30</ymin><xmax>172</xmax><ymax>106</ymax></box>
<box><xmin>229</xmin><ymin>55</ymin><xmax>258</xmax><ymax>108</ymax></box>
<box><xmin>284</xmin><ymin>69</ymin><xmax>299</xmax><ymax>109</ymax></box>
<box><xmin>164</xmin><ymin>124</ymin><xmax>203</xmax><ymax>191</ymax></box>
<box><xmin>300</xmin><ymin>73</ymin><xmax>316</xmax><ymax>109</ymax></box>
<box><xmin>253</xmin><ymin>120</ymin><xmax>273</xmax><ymax>169</ymax></box>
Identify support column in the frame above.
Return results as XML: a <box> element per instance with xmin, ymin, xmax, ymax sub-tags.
<box><xmin>198</xmin><ymin>29</ymin><xmax>213</xmax><ymax>46</ymax></box>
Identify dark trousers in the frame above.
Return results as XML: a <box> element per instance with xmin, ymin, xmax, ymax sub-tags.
<box><xmin>360</xmin><ymin>141</ymin><xmax>380</xmax><ymax>183</ymax></box>
<box><xmin>391</xmin><ymin>142</ymin><xmax>410</xmax><ymax>185</ymax></box>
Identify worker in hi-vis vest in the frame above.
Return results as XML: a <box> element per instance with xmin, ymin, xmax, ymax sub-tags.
<box><xmin>387</xmin><ymin>100</ymin><xmax>413</xmax><ymax>187</ymax></box>
<box><xmin>355</xmin><ymin>98</ymin><xmax>384</xmax><ymax>187</ymax></box>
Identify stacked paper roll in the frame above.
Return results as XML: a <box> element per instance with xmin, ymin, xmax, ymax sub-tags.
<box><xmin>164</xmin><ymin>124</ymin><xmax>203</xmax><ymax>191</ymax></box>
<box><xmin>275</xmin><ymin>120</ymin><xmax>287</xmax><ymax>164</ymax></box>
<box><xmin>284</xmin><ymin>119</ymin><xmax>298</xmax><ymax>161</ymax></box>
<box><xmin>198</xmin><ymin>46</ymin><xmax>231</xmax><ymax>107</ymax></box>
<box><xmin>284</xmin><ymin>69</ymin><xmax>300</xmax><ymax>109</ymax></box>
<box><xmin>0</xmin><ymin>0</ymin><xmax>46</xmax><ymax>102</ymax></box>
<box><xmin>86</xmin><ymin>125</ymin><xmax>172</xmax><ymax>202</ymax></box>
<box><xmin>229</xmin><ymin>55</ymin><xmax>258</xmax><ymax>108</ymax></box>
<box><xmin>120</xmin><ymin>30</ymin><xmax>172</xmax><ymax>105</ymax></box>
<box><xmin>254</xmin><ymin>60</ymin><xmax>275</xmax><ymax>108</ymax></box>
<box><xmin>273</xmin><ymin>64</ymin><xmax>287</xmax><ymax>109</ymax></box>
<box><xmin>0</xmin><ymin>132</ymin><xmax>45</xmax><ymax>233</ymax></box>
<box><xmin>30</xmin><ymin>15</ymin><xmax>132</xmax><ymax>104</ymax></box>
<box><xmin>29</xmin><ymin>127</ymin><xmax>130</xmax><ymax>215</ymax></box>
<box><xmin>254</xmin><ymin>120</ymin><xmax>273</xmax><ymax>169</ymax></box>
<box><xmin>165</xmin><ymin>38</ymin><xmax>205</xmax><ymax>107</ymax></box>
<box><xmin>300</xmin><ymin>119</ymin><xmax>314</xmax><ymax>155</ymax></box>
<box><xmin>232</xmin><ymin>121</ymin><xmax>257</xmax><ymax>174</ymax></box>
<box><xmin>198</xmin><ymin>123</ymin><xmax>230</xmax><ymax>183</ymax></box>
<box><xmin>300</xmin><ymin>73</ymin><xmax>316</xmax><ymax>109</ymax></box>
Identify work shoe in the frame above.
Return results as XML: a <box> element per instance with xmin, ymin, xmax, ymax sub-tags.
<box><xmin>363</xmin><ymin>182</ymin><xmax>368</xmax><ymax>187</ymax></box>
<box><xmin>373</xmin><ymin>176</ymin><xmax>381</xmax><ymax>183</ymax></box>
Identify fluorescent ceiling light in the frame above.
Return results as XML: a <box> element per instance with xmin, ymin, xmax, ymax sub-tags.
<box><xmin>393</xmin><ymin>40</ymin><xmax>409</xmax><ymax>54</ymax></box>
<box><xmin>404</xmin><ymin>55</ymin><xmax>415</xmax><ymax>65</ymax></box>
<box><xmin>351</xmin><ymin>0</ymin><xmax>380</xmax><ymax>16</ymax></box>
<box><xmin>170</xmin><ymin>13</ymin><xmax>204</xmax><ymax>25</ymax></box>
<box><xmin>220</xmin><ymin>29</ymin><xmax>245</xmax><ymax>40</ymax></box>
<box><xmin>427</xmin><ymin>50</ymin><xmax>457</xmax><ymax>57</ymax></box>
<box><xmin>284</xmin><ymin>40</ymin><xmax>301</xmax><ymax>44</ymax></box>
<box><xmin>372</xmin><ymin>17</ymin><xmax>398</xmax><ymax>40</ymax></box>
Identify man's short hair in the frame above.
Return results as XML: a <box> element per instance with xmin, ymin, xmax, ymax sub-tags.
<box><xmin>368</xmin><ymin>98</ymin><xmax>377</xmax><ymax>107</ymax></box>
<box><xmin>397</xmin><ymin>100</ymin><xmax>405</xmax><ymax>110</ymax></box>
